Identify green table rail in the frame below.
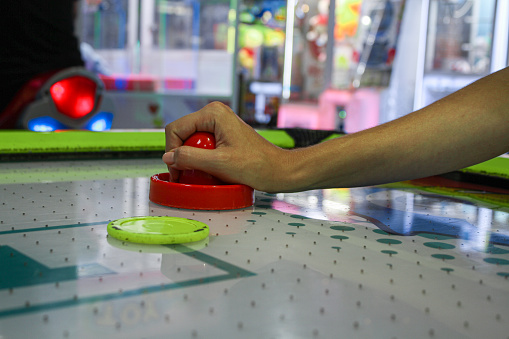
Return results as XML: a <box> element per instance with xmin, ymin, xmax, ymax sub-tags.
<box><xmin>1</xmin><ymin>130</ymin><xmax>508</xmax><ymax>182</ymax></box>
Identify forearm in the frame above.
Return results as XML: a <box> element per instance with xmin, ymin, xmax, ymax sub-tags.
<box><xmin>274</xmin><ymin>67</ymin><xmax>509</xmax><ymax>192</ymax></box>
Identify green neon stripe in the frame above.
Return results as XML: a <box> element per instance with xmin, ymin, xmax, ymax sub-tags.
<box><xmin>0</xmin><ymin>221</ymin><xmax>108</xmax><ymax>236</ymax></box>
<box><xmin>322</xmin><ymin>133</ymin><xmax>342</xmax><ymax>142</ymax></box>
<box><xmin>0</xmin><ymin>245</ymin><xmax>256</xmax><ymax>319</ymax></box>
<box><xmin>460</xmin><ymin>157</ymin><xmax>509</xmax><ymax>179</ymax></box>
<box><xmin>256</xmin><ymin>130</ymin><xmax>295</xmax><ymax>148</ymax></box>
<box><xmin>2</xmin><ymin>128</ymin><xmax>507</xmax><ymax>183</ymax></box>
<box><xmin>0</xmin><ymin>130</ymin><xmax>301</xmax><ymax>154</ymax></box>
<box><xmin>1</xmin><ymin>129</ymin><xmax>298</xmax><ymax>154</ymax></box>
<box><xmin>0</xmin><ymin>131</ymin><xmax>166</xmax><ymax>154</ymax></box>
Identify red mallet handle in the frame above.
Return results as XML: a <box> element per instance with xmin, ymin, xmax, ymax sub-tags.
<box><xmin>179</xmin><ymin>132</ymin><xmax>223</xmax><ymax>185</ymax></box>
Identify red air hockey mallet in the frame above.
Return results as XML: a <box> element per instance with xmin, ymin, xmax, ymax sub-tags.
<box><xmin>149</xmin><ymin>132</ymin><xmax>254</xmax><ymax>210</ymax></box>
<box><xmin>178</xmin><ymin>132</ymin><xmax>223</xmax><ymax>185</ymax></box>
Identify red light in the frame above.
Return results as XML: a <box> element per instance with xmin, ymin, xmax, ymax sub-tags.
<box><xmin>50</xmin><ymin>76</ymin><xmax>97</xmax><ymax>119</ymax></box>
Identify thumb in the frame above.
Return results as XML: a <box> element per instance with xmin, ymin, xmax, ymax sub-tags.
<box><xmin>168</xmin><ymin>145</ymin><xmax>220</xmax><ymax>174</ymax></box>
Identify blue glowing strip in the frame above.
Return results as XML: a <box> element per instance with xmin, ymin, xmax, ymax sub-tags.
<box><xmin>27</xmin><ymin>116</ymin><xmax>67</xmax><ymax>132</ymax></box>
<box><xmin>84</xmin><ymin>112</ymin><xmax>113</xmax><ymax>131</ymax></box>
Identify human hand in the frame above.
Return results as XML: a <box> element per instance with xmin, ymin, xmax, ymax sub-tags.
<box><xmin>163</xmin><ymin>102</ymin><xmax>289</xmax><ymax>192</ymax></box>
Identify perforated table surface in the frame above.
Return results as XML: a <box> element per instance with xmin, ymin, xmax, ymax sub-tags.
<box><xmin>1</xmin><ymin>158</ymin><xmax>509</xmax><ymax>339</ymax></box>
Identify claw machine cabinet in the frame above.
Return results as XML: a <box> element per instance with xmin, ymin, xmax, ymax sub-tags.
<box><xmin>414</xmin><ymin>0</ymin><xmax>508</xmax><ymax>110</ymax></box>
<box><xmin>235</xmin><ymin>0</ymin><xmax>287</xmax><ymax>126</ymax></box>
<box><xmin>77</xmin><ymin>0</ymin><xmax>239</xmax><ymax>129</ymax></box>
<box><xmin>277</xmin><ymin>0</ymin><xmax>405</xmax><ymax>133</ymax></box>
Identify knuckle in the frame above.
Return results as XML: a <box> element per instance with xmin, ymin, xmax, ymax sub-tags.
<box><xmin>207</xmin><ymin>101</ymin><xmax>233</xmax><ymax>116</ymax></box>
<box><xmin>173</xmin><ymin>147</ymin><xmax>192</xmax><ymax>168</ymax></box>
<box><xmin>164</xmin><ymin>122</ymin><xmax>174</xmax><ymax>134</ymax></box>
<box><xmin>215</xmin><ymin>150</ymin><xmax>230</xmax><ymax>164</ymax></box>
<box><xmin>207</xmin><ymin>101</ymin><xmax>225</xmax><ymax>110</ymax></box>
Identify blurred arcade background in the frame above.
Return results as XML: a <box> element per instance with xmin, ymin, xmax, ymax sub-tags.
<box><xmin>0</xmin><ymin>0</ymin><xmax>507</xmax><ymax>136</ymax></box>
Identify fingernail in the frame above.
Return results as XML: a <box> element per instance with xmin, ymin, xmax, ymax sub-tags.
<box><xmin>162</xmin><ymin>151</ymin><xmax>175</xmax><ymax>164</ymax></box>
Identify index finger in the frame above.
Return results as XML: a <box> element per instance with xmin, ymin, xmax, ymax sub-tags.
<box><xmin>164</xmin><ymin>102</ymin><xmax>228</xmax><ymax>152</ymax></box>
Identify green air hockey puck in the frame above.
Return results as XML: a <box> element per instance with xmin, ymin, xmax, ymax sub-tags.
<box><xmin>107</xmin><ymin>216</ymin><xmax>209</xmax><ymax>244</ymax></box>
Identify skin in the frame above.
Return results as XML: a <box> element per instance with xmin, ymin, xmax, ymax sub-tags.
<box><xmin>163</xmin><ymin>67</ymin><xmax>509</xmax><ymax>193</ymax></box>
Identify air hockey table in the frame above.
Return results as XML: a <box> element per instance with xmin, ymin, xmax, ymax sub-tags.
<box><xmin>1</xmin><ymin>130</ymin><xmax>509</xmax><ymax>339</ymax></box>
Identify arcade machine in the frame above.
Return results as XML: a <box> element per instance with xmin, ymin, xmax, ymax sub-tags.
<box><xmin>413</xmin><ymin>0</ymin><xmax>508</xmax><ymax>110</ymax></box>
<box><xmin>235</xmin><ymin>0</ymin><xmax>287</xmax><ymax>126</ymax></box>
<box><xmin>77</xmin><ymin>0</ymin><xmax>239</xmax><ymax>129</ymax></box>
<box><xmin>276</xmin><ymin>0</ymin><xmax>405</xmax><ymax>135</ymax></box>
<box><xmin>1</xmin><ymin>1</ymin><xmax>509</xmax><ymax>339</ymax></box>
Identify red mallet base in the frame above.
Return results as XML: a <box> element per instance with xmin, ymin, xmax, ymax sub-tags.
<box><xmin>149</xmin><ymin>172</ymin><xmax>254</xmax><ymax>210</ymax></box>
